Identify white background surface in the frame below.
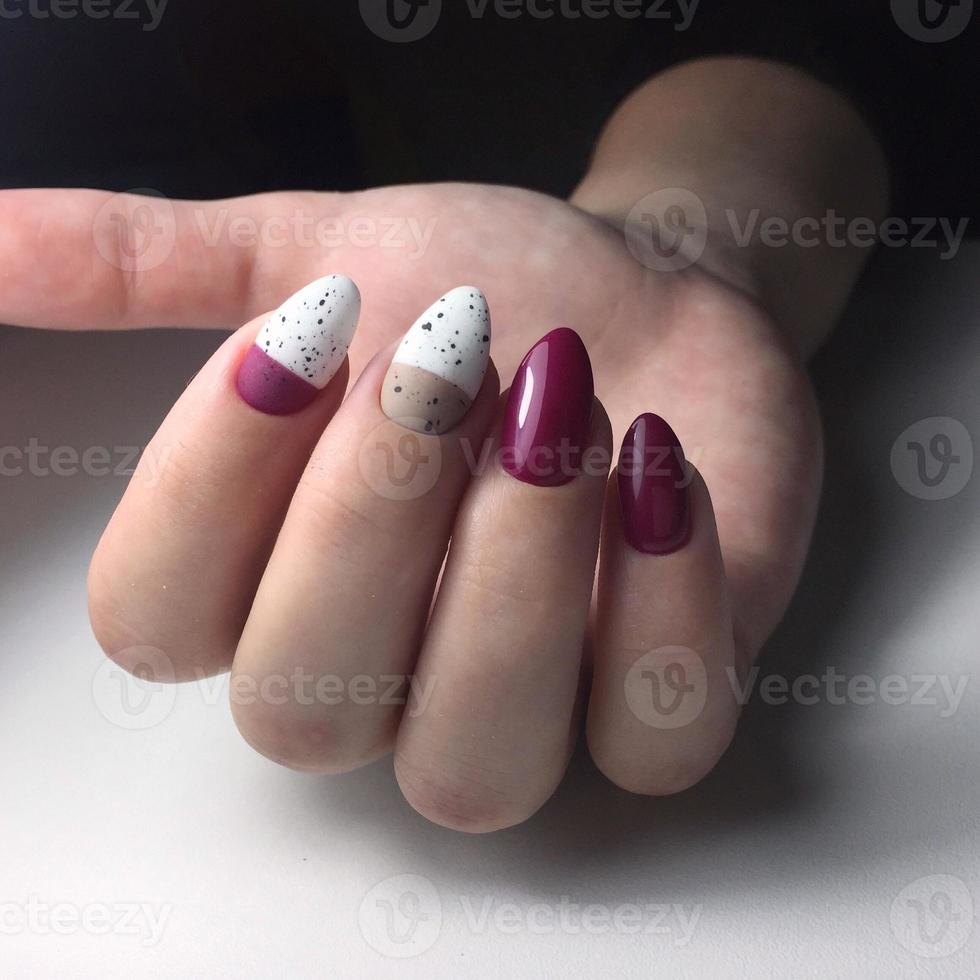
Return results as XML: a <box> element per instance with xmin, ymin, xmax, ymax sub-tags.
<box><xmin>0</xmin><ymin>246</ymin><xmax>978</xmax><ymax>979</ymax></box>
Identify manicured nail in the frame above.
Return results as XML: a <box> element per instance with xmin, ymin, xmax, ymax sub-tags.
<box><xmin>618</xmin><ymin>413</ymin><xmax>691</xmax><ymax>555</ymax></box>
<box><xmin>381</xmin><ymin>286</ymin><xmax>490</xmax><ymax>434</ymax></box>
<box><xmin>501</xmin><ymin>327</ymin><xmax>593</xmax><ymax>487</ymax></box>
<box><xmin>236</xmin><ymin>274</ymin><xmax>361</xmax><ymax>415</ymax></box>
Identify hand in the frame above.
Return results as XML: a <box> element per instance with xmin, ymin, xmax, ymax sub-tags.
<box><xmin>1</xmin><ymin>182</ymin><xmax>821</xmax><ymax>829</ymax></box>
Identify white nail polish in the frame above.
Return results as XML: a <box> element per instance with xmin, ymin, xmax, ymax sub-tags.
<box><xmin>381</xmin><ymin>286</ymin><xmax>491</xmax><ymax>434</ymax></box>
<box><xmin>254</xmin><ymin>275</ymin><xmax>361</xmax><ymax>389</ymax></box>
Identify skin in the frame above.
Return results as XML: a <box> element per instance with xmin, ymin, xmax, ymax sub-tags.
<box><xmin>0</xmin><ymin>58</ymin><xmax>888</xmax><ymax>831</ymax></box>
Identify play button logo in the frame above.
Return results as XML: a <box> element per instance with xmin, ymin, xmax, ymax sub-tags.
<box><xmin>891</xmin><ymin>0</ymin><xmax>973</xmax><ymax>41</ymax></box>
<box><xmin>360</xmin><ymin>0</ymin><xmax>443</xmax><ymax>42</ymax></box>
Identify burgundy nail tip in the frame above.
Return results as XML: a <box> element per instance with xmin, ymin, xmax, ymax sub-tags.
<box><xmin>621</xmin><ymin>413</ymin><xmax>683</xmax><ymax>472</ymax></box>
<box><xmin>236</xmin><ymin>345</ymin><xmax>321</xmax><ymax>416</ymax></box>
<box><xmin>618</xmin><ymin>412</ymin><xmax>692</xmax><ymax>555</ymax></box>
<box><xmin>501</xmin><ymin>327</ymin><xmax>594</xmax><ymax>488</ymax></box>
<box><xmin>538</xmin><ymin>325</ymin><xmax>587</xmax><ymax>349</ymax></box>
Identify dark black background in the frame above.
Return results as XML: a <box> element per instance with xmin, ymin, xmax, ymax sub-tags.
<box><xmin>0</xmin><ymin>0</ymin><xmax>975</xmax><ymax>225</ymax></box>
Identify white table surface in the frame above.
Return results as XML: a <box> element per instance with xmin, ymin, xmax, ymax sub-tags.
<box><xmin>1</xmin><ymin>245</ymin><xmax>978</xmax><ymax>980</ymax></box>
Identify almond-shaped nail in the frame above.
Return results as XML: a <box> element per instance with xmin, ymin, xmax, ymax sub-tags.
<box><xmin>236</xmin><ymin>274</ymin><xmax>361</xmax><ymax>415</ymax></box>
<box><xmin>381</xmin><ymin>286</ymin><xmax>491</xmax><ymax>434</ymax></box>
<box><xmin>501</xmin><ymin>327</ymin><xmax>594</xmax><ymax>487</ymax></box>
<box><xmin>618</xmin><ymin>413</ymin><xmax>691</xmax><ymax>555</ymax></box>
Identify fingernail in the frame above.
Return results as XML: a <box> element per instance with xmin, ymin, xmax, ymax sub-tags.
<box><xmin>618</xmin><ymin>413</ymin><xmax>691</xmax><ymax>555</ymax></box>
<box><xmin>236</xmin><ymin>274</ymin><xmax>361</xmax><ymax>415</ymax></box>
<box><xmin>501</xmin><ymin>327</ymin><xmax>593</xmax><ymax>487</ymax></box>
<box><xmin>381</xmin><ymin>286</ymin><xmax>491</xmax><ymax>434</ymax></box>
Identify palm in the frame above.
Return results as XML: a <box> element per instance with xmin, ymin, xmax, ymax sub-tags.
<box><xmin>2</xmin><ymin>182</ymin><xmax>822</xmax><ymax>654</ymax></box>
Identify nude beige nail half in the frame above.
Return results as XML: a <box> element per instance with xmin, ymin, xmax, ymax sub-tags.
<box><xmin>381</xmin><ymin>286</ymin><xmax>491</xmax><ymax>434</ymax></box>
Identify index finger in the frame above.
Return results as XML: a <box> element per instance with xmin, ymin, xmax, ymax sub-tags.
<box><xmin>0</xmin><ymin>188</ymin><xmax>342</xmax><ymax>330</ymax></box>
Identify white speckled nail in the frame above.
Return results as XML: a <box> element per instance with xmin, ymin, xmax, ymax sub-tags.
<box><xmin>381</xmin><ymin>286</ymin><xmax>491</xmax><ymax>434</ymax></box>
<box><xmin>237</xmin><ymin>274</ymin><xmax>361</xmax><ymax>415</ymax></box>
<box><xmin>255</xmin><ymin>274</ymin><xmax>360</xmax><ymax>388</ymax></box>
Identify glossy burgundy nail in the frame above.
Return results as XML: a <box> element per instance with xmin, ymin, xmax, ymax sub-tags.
<box><xmin>618</xmin><ymin>413</ymin><xmax>691</xmax><ymax>555</ymax></box>
<box><xmin>501</xmin><ymin>327</ymin><xmax>594</xmax><ymax>487</ymax></box>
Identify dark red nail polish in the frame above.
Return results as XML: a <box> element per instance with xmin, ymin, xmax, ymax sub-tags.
<box><xmin>501</xmin><ymin>327</ymin><xmax>594</xmax><ymax>487</ymax></box>
<box><xmin>236</xmin><ymin>345</ymin><xmax>321</xmax><ymax>416</ymax></box>
<box><xmin>618</xmin><ymin>413</ymin><xmax>691</xmax><ymax>555</ymax></box>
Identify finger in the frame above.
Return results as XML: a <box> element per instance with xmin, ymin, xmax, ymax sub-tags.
<box><xmin>231</xmin><ymin>288</ymin><xmax>497</xmax><ymax>773</ymax></box>
<box><xmin>87</xmin><ymin>275</ymin><xmax>361</xmax><ymax>681</ymax></box>
<box><xmin>587</xmin><ymin>414</ymin><xmax>740</xmax><ymax>795</ymax></box>
<box><xmin>0</xmin><ymin>188</ymin><xmax>342</xmax><ymax>330</ymax></box>
<box><xmin>395</xmin><ymin>328</ymin><xmax>611</xmax><ymax>833</ymax></box>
